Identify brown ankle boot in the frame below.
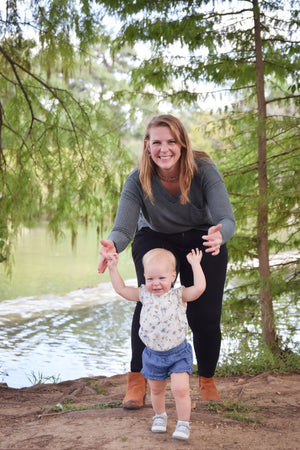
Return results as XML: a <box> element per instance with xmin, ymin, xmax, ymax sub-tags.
<box><xmin>123</xmin><ymin>372</ymin><xmax>147</xmax><ymax>410</ymax></box>
<box><xmin>199</xmin><ymin>376</ymin><xmax>221</xmax><ymax>402</ymax></box>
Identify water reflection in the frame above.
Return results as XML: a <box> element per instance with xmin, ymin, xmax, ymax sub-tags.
<box><xmin>0</xmin><ymin>289</ymin><xmax>136</xmax><ymax>388</ymax></box>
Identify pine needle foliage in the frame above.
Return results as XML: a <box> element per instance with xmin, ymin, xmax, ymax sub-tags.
<box><xmin>0</xmin><ymin>1</ymin><xmax>158</xmax><ymax>269</ymax></box>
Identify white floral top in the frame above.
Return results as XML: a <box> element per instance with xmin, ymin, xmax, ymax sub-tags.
<box><xmin>138</xmin><ymin>285</ymin><xmax>188</xmax><ymax>351</ymax></box>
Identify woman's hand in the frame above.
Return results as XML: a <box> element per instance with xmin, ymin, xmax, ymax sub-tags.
<box><xmin>202</xmin><ymin>224</ymin><xmax>223</xmax><ymax>256</ymax></box>
<box><xmin>97</xmin><ymin>239</ymin><xmax>117</xmax><ymax>273</ymax></box>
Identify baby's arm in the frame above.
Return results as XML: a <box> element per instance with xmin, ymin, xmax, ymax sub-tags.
<box><xmin>182</xmin><ymin>248</ymin><xmax>206</xmax><ymax>302</ymax></box>
<box><xmin>107</xmin><ymin>254</ymin><xmax>140</xmax><ymax>302</ymax></box>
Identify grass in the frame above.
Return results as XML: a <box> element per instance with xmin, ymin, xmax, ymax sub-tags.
<box><xmin>27</xmin><ymin>371</ymin><xmax>61</xmax><ymax>385</ymax></box>
<box><xmin>84</xmin><ymin>379</ymin><xmax>108</xmax><ymax>395</ymax></box>
<box><xmin>206</xmin><ymin>400</ymin><xmax>263</xmax><ymax>423</ymax></box>
<box><xmin>215</xmin><ymin>343</ymin><xmax>300</xmax><ymax>377</ymax></box>
<box><xmin>51</xmin><ymin>400</ymin><xmax>123</xmax><ymax>413</ymax></box>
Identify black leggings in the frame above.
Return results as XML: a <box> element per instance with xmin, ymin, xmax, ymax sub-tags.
<box><xmin>130</xmin><ymin>227</ymin><xmax>228</xmax><ymax>378</ymax></box>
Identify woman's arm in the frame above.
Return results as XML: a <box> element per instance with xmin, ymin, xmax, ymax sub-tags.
<box><xmin>107</xmin><ymin>171</ymin><xmax>143</xmax><ymax>253</ymax></box>
<box><xmin>98</xmin><ymin>171</ymin><xmax>142</xmax><ymax>273</ymax></box>
<box><xmin>201</xmin><ymin>163</ymin><xmax>236</xmax><ymax>246</ymax></box>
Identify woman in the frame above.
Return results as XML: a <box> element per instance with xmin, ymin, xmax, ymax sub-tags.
<box><xmin>98</xmin><ymin>114</ymin><xmax>235</xmax><ymax>409</ymax></box>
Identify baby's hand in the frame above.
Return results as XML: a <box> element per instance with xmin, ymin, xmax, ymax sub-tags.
<box><xmin>107</xmin><ymin>253</ymin><xmax>119</xmax><ymax>269</ymax></box>
<box><xmin>186</xmin><ymin>248</ymin><xmax>202</xmax><ymax>265</ymax></box>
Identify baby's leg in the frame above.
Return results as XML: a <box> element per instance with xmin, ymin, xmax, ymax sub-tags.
<box><xmin>148</xmin><ymin>379</ymin><xmax>167</xmax><ymax>414</ymax></box>
<box><xmin>170</xmin><ymin>372</ymin><xmax>191</xmax><ymax>421</ymax></box>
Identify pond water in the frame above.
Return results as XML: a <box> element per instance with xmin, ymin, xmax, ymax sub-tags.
<box><xmin>0</xmin><ymin>224</ymin><xmax>138</xmax><ymax>388</ymax></box>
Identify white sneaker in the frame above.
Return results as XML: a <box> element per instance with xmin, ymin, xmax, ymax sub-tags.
<box><xmin>172</xmin><ymin>421</ymin><xmax>190</xmax><ymax>440</ymax></box>
<box><xmin>151</xmin><ymin>413</ymin><xmax>167</xmax><ymax>433</ymax></box>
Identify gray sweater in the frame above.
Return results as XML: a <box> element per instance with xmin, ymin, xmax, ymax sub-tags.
<box><xmin>108</xmin><ymin>160</ymin><xmax>235</xmax><ymax>253</ymax></box>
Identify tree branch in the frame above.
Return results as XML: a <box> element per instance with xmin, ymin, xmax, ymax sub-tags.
<box><xmin>0</xmin><ymin>45</ymin><xmax>36</xmax><ymax>136</ymax></box>
<box><xmin>266</xmin><ymin>94</ymin><xmax>300</xmax><ymax>104</ymax></box>
<box><xmin>0</xmin><ymin>45</ymin><xmax>91</xmax><ymax>166</ymax></box>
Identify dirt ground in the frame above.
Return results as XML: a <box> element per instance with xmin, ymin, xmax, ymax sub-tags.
<box><xmin>0</xmin><ymin>371</ymin><xmax>299</xmax><ymax>449</ymax></box>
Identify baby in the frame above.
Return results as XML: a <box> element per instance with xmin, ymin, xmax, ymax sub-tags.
<box><xmin>107</xmin><ymin>247</ymin><xmax>206</xmax><ymax>441</ymax></box>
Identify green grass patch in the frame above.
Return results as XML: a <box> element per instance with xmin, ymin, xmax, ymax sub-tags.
<box><xmin>206</xmin><ymin>400</ymin><xmax>263</xmax><ymax>423</ymax></box>
<box><xmin>84</xmin><ymin>379</ymin><xmax>108</xmax><ymax>395</ymax></box>
<box><xmin>215</xmin><ymin>344</ymin><xmax>300</xmax><ymax>377</ymax></box>
<box><xmin>27</xmin><ymin>371</ymin><xmax>61</xmax><ymax>385</ymax></box>
<box><xmin>51</xmin><ymin>400</ymin><xmax>123</xmax><ymax>413</ymax></box>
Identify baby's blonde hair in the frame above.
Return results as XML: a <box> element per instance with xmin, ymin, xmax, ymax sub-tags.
<box><xmin>142</xmin><ymin>248</ymin><xmax>176</xmax><ymax>271</ymax></box>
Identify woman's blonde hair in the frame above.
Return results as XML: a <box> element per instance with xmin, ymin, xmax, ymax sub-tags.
<box><xmin>142</xmin><ymin>248</ymin><xmax>176</xmax><ymax>272</ymax></box>
<box><xmin>139</xmin><ymin>114</ymin><xmax>210</xmax><ymax>204</ymax></box>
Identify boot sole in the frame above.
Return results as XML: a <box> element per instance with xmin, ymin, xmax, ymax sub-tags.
<box><xmin>123</xmin><ymin>394</ymin><xmax>146</xmax><ymax>410</ymax></box>
<box><xmin>123</xmin><ymin>403</ymin><xmax>143</xmax><ymax>410</ymax></box>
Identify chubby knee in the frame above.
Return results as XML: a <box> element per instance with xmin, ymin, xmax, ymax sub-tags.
<box><xmin>171</xmin><ymin>374</ymin><xmax>190</xmax><ymax>398</ymax></box>
<box><xmin>172</xmin><ymin>385</ymin><xmax>189</xmax><ymax>399</ymax></box>
<box><xmin>149</xmin><ymin>379</ymin><xmax>167</xmax><ymax>396</ymax></box>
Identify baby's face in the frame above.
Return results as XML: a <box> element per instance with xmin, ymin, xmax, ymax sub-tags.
<box><xmin>144</xmin><ymin>260</ymin><xmax>176</xmax><ymax>296</ymax></box>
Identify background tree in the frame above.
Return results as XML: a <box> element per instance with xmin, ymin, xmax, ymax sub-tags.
<box><xmin>96</xmin><ymin>0</ymin><xmax>300</xmax><ymax>354</ymax></box>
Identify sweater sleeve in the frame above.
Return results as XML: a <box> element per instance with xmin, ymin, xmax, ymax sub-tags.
<box><xmin>107</xmin><ymin>169</ymin><xmax>142</xmax><ymax>253</ymax></box>
<box><xmin>200</xmin><ymin>163</ymin><xmax>236</xmax><ymax>244</ymax></box>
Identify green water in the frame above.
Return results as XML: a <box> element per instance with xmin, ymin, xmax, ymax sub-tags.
<box><xmin>0</xmin><ymin>223</ymin><xmax>135</xmax><ymax>301</ymax></box>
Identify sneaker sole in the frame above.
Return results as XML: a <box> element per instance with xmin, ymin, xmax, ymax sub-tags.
<box><xmin>172</xmin><ymin>434</ymin><xmax>189</xmax><ymax>440</ymax></box>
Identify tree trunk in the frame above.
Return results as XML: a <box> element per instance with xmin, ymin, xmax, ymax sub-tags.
<box><xmin>252</xmin><ymin>0</ymin><xmax>277</xmax><ymax>351</ymax></box>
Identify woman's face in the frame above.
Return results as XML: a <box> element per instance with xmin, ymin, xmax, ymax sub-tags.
<box><xmin>147</xmin><ymin>126</ymin><xmax>181</xmax><ymax>173</ymax></box>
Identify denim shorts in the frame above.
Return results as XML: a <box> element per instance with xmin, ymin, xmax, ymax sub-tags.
<box><xmin>141</xmin><ymin>340</ymin><xmax>193</xmax><ymax>380</ymax></box>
